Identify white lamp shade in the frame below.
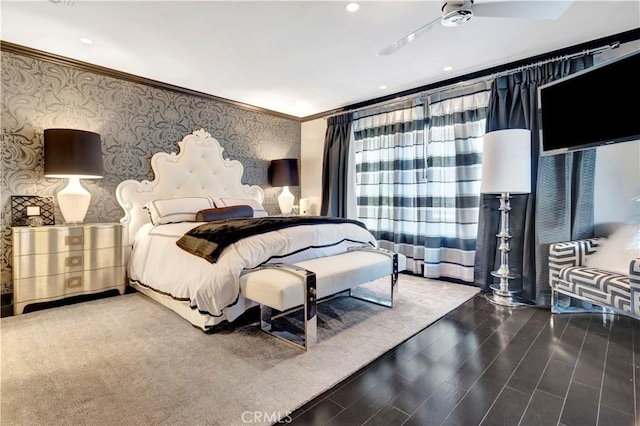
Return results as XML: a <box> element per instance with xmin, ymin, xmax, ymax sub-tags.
<box><xmin>480</xmin><ymin>129</ymin><xmax>532</xmax><ymax>194</ymax></box>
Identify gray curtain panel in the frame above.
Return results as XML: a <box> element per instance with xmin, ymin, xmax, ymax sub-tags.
<box><xmin>321</xmin><ymin>113</ymin><xmax>353</xmax><ymax>217</ymax></box>
<box><xmin>474</xmin><ymin>55</ymin><xmax>595</xmax><ymax>304</ymax></box>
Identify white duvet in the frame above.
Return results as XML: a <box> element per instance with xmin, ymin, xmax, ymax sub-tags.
<box><xmin>128</xmin><ymin>221</ymin><xmax>378</xmax><ymax>317</ymax></box>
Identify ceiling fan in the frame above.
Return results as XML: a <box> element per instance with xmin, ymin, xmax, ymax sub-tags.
<box><xmin>378</xmin><ymin>0</ymin><xmax>574</xmax><ymax>56</ymax></box>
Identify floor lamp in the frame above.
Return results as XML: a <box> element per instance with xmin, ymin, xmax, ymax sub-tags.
<box><xmin>480</xmin><ymin>129</ymin><xmax>531</xmax><ymax>307</ymax></box>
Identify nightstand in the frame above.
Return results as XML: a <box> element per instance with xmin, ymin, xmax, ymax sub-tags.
<box><xmin>12</xmin><ymin>223</ymin><xmax>126</xmax><ymax>315</ymax></box>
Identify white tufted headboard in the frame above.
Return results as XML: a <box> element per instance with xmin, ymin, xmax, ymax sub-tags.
<box><xmin>116</xmin><ymin>129</ymin><xmax>264</xmax><ymax>246</ymax></box>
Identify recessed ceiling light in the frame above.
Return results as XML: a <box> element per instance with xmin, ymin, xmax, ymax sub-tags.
<box><xmin>443</xmin><ymin>65</ymin><xmax>454</xmax><ymax>71</ymax></box>
<box><xmin>378</xmin><ymin>85</ymin><xmax>387</xmax><ymax>90</ymax></box>
<box><xmin>345</xmin><ymin>2</ymin><xmax>360</xmax><ymax>13</ymax></box>
<box><xmin>79</xmin><ymin>37</ymin><xmax>93</xmax><ymax>45</ymax></box>
<box><xmin>287</xmin><ymin>100</ymin><xmax>296</xmax><ymax>105</ymax></box>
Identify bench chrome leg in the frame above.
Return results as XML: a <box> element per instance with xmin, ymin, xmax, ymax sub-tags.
<box><xmin>248</xmin><ymin>247</ymin><xmax>399</xmax><ymax>351</ymax></box>
<box><xmin>348</xmin><ymin>251</ymin><xmax>398</xmax><ymax>308</ymax></box>
<box><xmin>551</xmin><ymin>284</ymin><xmax>613</xmax><ymax>315</ymax></box>
<box><xmin>251</xmin><ymin>264</ymin><xmax>317</xmax><ymax>351</ymax></box>
<box><xmin>260</xmin><ymin>304</ymin><xmax>273</xmax><ymax>333</ymax></box>
<box><xmin>304</xmin><ymin>272</ymin><xmax>318</xmax><ymax>349</ymax></box>
<box><xmin>551</xmin><ymin>287</ymin><xmax>559</xmax><ymax>313</ymax></box>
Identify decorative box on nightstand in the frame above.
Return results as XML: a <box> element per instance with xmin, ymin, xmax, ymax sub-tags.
<box><xmin>12</xmin><ymin>223</ymin><xmax>126</xmax><ymax>315</ymax></box>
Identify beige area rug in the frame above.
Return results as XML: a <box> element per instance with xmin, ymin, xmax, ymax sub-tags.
<box><xmin>1</xmin><ymin>274</ymin><xmax>479</xmax><ymax>426</ymax></box>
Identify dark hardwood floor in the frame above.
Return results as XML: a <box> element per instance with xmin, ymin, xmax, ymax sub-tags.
<box><xmin>287</xmin><ymin>294</ymin><xmax>638</xmax><ymax>426</ymax></box>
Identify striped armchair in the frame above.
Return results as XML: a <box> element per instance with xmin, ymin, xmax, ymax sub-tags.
<box><xmin>549</xmin><ymin>237</ymin><xmax>640</xmax><ymax>318</ymax></box>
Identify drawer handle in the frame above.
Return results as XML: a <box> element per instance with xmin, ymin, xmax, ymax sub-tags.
<box><xmin>65</xmin><ymin>256</ymin><xmax>83</xmax><ymax>267</ymax></box>
<box><xmin>67</xmin><ymin>276</ymin><xmax>83</xmax><ymax>289</ymax></box>
<box><xmin>65</xmin><ymin>235</ymin><xmax>84</xmax><ymax>246</ymax></box>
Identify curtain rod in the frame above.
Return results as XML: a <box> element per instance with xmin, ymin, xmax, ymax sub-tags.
<box><xmin>494</xmin><ymin>42</ymin><xmax>619</xmax><ymax>77</ymax></box>
<box><xmin>324</xmin><ymin>41</ymin><xmax>620</xmax><ymax>120</ymax></box>
<box><xmin>326</xmin><ymin>75</ymin><xmax>492</xmax><ymax>120</ymax></box>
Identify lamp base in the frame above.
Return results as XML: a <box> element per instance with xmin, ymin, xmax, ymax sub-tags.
<box><xmin>486</xmin><ymin>283</ymin><xmax>521</xmax><ymax>307</ymax></box>
<box><xmin>58</xmin><ymin>176</ymin><xmax>90</xmax><ymax>224</ymax></box>
<box><xmin>485</xmin><ymin>289</ymin><xmax>535</xmax><ymax>308</ymax></box>
<box><xmin>485</xmin><ymin>192</ymin><xmax>527</xmax><ymax>308</ymax></box>
<box><xmin>278</xmin><ymin>186</ymin><xmax>294</xmax><ymax>215</ymax></box>
<box><xmin>486</xmin><ymin>280</ymin><xmax>535</xmax><ymax>308</ymax></box>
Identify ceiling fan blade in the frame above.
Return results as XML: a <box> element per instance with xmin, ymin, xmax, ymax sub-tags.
<box><xmin>473</xmin><ymin>0</ymin><xmax>574</xmax><ymax>20</ymax></box>
<box><xmin>377</xmin><ymin>16</ymin><xmax>441</xmax><ymax>56</ymax></box>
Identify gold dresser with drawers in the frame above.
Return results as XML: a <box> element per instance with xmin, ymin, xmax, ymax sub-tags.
<box><xmin>12</xmin><ymin>223</ymin><xmax>126</xmax><ymax>315</ymax></box>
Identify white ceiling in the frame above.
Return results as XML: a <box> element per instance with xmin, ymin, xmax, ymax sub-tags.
<box><xmin>1</xmin><ymin>1</ymin><xmax>639</xmax><ymax>119</ymax></box>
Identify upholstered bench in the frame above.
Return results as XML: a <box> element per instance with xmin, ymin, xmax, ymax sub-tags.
<box><xmin>549</xmin><ymin>234</ymin><xmax>640</xmax><ymax>318</ymax></box>
<box><xmin>240</xmin><ymin>247</ymin><xmax>406</xmax><ymax>350</ymax></box>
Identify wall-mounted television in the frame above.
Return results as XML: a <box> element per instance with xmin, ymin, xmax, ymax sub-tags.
<box><xmin>538</xmin><ymin>49</ymin><xmax>640</xmax><ymax>156</ymax></box>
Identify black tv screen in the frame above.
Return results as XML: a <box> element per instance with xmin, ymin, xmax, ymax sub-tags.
<box><xmin>538</xmin><ymin>49</ymin><xmax>640</xmax><ymax>155</ymax></box>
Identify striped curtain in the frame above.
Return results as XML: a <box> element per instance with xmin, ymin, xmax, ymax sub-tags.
<box><xmin>353</xmin><ymin>100</ymin><xmax>427</xmax><ymax>273</ymax></box>
<box><xmin>424</xmin><ymin>82</ymin><xmax>492</xmax><ymax>282</ymax></box>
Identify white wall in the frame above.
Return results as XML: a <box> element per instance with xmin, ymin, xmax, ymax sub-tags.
<box><xmin>300</xmin><ymin>118</ymin><xmax>327</xmax><ymax>216</ymax></box>
<box><xmin>591</xmin><ymin>41</ymin><xmax>640</xmax><ymax>236</ymax></box>
<box><xmin>593</xmin><ymin>140</ymin><xmax>640</xmax><ymax>236</ymax></box>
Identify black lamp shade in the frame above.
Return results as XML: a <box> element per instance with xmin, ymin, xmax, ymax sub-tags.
<box><xmin>44</xmin><ymin>129</ymin><xmax>104</xmax><ymax>178</ymax></box>
<box><xmin>269</xmin><ymin>158</ymin><xmax>299</xmax><ymax>187</ymax></box>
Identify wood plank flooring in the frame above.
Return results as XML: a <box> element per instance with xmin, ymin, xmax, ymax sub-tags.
<box><xmin>287</xmin><ymin>294</ymin><xmax>638</xmax><ymax>426</ymax></box>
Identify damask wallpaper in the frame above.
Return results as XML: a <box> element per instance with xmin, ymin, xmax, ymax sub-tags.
<box><xmin>1</xmin><ymin>50</ymin><xmax>301</xmax><ymax>294</ymax></box>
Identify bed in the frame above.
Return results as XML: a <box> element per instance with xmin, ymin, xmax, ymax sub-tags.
<box><xmin>116</xmin><ymin>129</ymin><xmax>403</xmax><ymax>346</ymax></box>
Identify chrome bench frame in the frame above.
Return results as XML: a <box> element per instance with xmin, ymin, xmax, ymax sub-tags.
<box><xmin>241</xmin><ymin>246</ymin><xmax>399</xmax><ymax>351</ymax></box>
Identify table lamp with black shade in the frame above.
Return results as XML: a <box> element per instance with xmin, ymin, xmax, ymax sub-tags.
<box><xmin>269</xmin><ymin>158</ymin><xmax>299</xmax><ymax>215</ymax></box>
<box><xmin>480</xmin><ymin>129</ymin><xmax>531</xmax><ymax>307</ymax></box>
<box><xmin>44</xmin><ymin>129</ymin><xmax>104</xmax><ymax>224</ymax></box>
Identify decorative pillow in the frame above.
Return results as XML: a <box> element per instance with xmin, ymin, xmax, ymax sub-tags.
<box><xmin>143</xmin><ymin>197</ymin><xmax>214</xmax><ymax>225</ymax></box>
<box><xmin>212</xmin><ymin>197</ymin><xmax>268</xmax><ymax>217</ymax></box>
<box><xmin>585</xmin><ymin>224</ymin><xmax>640</xmax><ymax>275</ymax></box>
<box><xmin>195</xmin><ymin>205</ymin><xmax>254</xmax><ymax>222</ymax></box>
